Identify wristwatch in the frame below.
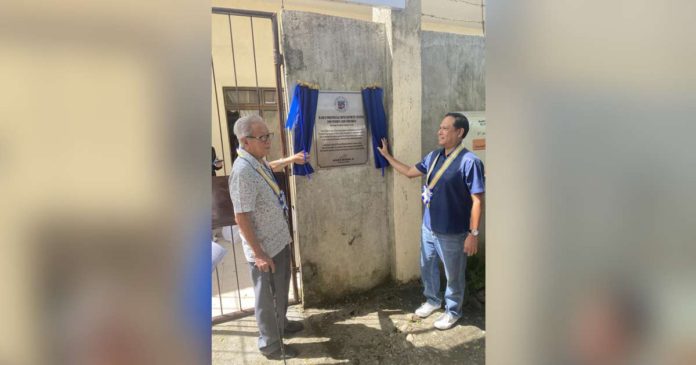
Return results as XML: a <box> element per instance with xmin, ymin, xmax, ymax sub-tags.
<box><xmin>469</xmin><ymin>229</ymin><xmax>480</xmax><ymax>237</ymax></box>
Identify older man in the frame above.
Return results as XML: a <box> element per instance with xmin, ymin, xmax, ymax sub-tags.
<box><xmin>229</xmin><ymin>115</ymin><xmax>308</xmax><ymax>360</ymax></box>
<box><xmin>378</xmin><ymin>112</ymin><xmax>485</xmax><ymax>330</ymax></box>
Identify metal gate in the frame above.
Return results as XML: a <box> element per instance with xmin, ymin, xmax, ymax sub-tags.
<box><xmin>211</xmin><ymin>8</ymin><xmax>300</xmax><ymax>324</ymax></box>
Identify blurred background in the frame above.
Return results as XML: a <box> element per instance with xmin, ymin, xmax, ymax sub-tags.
<box><xmin>2</xmin><ymin>0</ymin><xmax>696</xmax><ymax>364</ymax></box>
<box><xmin>487</xmin><ymin>1</ymin><xmax>696</xmax><ymax>364</ymax></box>
<box><xmin>0</xmin><ymin>1</ymin><xmax>210</xmax><ymax>364</ymax></box>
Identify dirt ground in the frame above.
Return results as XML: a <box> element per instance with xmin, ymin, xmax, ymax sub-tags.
<box><xmin>212</xmin><ymin>282</ymin><xmax>485</xmax><ymax>364</ymax></box>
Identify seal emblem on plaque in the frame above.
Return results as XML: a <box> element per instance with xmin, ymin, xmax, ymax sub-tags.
<box><xmin>334</xmin><ymin>96</ymin><xmax>348</xmax><ymax>112</ymax></box>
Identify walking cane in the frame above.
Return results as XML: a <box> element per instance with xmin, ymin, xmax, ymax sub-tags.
<box><xmin>268</xmin><ymin>271</ymin><xmax>287</xmax><ymax>365</ymax></box>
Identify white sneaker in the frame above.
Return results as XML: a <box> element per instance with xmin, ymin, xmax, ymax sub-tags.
<box><xmin>433</xmin><ymin>313</ymin><xmax>459</xmax><ymax>330</ymax></box>
<box><xmin>415</xmin><ymin>302</ymin><xmax>440</xmax><ymax>318</ymax></box>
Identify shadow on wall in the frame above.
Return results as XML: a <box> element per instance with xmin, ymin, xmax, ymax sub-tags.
<box><xmin>300</xmin><ymin>261</ymin><xmax>394</xmax><ymax>307</ymax></box>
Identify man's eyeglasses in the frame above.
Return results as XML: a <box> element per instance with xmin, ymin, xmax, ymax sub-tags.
<box><xmin>247</xmin><ymin>133</ymin><xmax>274</xmax><ymax>142</ymax></box>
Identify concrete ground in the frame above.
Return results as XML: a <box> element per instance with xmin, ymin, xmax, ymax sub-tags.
<box><xmin>212</xmin><ymin>283</ymin><xmax>485</xmax><ymax>364</ymax></box>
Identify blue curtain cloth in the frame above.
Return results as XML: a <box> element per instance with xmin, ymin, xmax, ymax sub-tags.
<box><xmin>286</xmin><ymin>84</ymin><xmax>318</xmax><ymax>176</ymax></box>
<box><xmin>361</xmin><ymin>87</ymin><xmax>390</xmax><ymax>174</ymax></box>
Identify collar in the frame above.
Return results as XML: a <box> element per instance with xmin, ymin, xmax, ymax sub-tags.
<box><xmin>442</xmin><ymin>140</ymin><xmax>465</xmax><ymax>157</ymax></box>
<box><xmin>238</xmin><ymin>149</ymin><xmax>269</xmax><ymax>171</ymax></box>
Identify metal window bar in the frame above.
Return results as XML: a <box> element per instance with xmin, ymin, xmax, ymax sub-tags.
<box><xmin>250</xmin><ymin>16</ymin><xmax>261</xmax><ymax>117</ymax></box>
<box><xmin>211</xmin><ymin>59</ymin><xmax>227</xmax><ymax>176</ymax></box>
<box><xmin>211</xmin><ymin>7</ymin><xmax>300</xmax><ymax>325</ymax></box>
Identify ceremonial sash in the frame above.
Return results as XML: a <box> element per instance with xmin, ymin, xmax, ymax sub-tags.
<box><xmin>237</xmin><ymin>149</ymin><xmax>288</xmax><ymax>217</ymax></box>
<box><xmin>422</xmin><ymin>142</ymin><xmax>467</xmax><ymax>206</ymax></box>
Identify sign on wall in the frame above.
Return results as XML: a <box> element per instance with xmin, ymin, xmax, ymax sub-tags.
<box><xmin>315</xmin><ymin>91</ymin><xmax>368</xmax><ymax>168</ymax></box>
<box><xmin>458</xmin><ymin>111</ymin><xmax>486</xmax><ymax>165</ymax></box>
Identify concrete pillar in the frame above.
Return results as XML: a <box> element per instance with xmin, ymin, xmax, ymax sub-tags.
<box><xmin>373</xmin><ymin>0</ymin><xmax>422</xmax><ymax>282</ymax></box>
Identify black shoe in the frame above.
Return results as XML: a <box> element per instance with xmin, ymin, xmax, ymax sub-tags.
<box><xmin>263</xmin><ymin>344</ymin><xmax>298</xmax><ymax>360</ymax></box>
<box><xmin>285</xmin><ymin>320</ymin><xmax>304</xmax><ymax>334</ymax></box>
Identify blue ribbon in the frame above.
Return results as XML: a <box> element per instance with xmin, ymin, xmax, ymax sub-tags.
<box><xmin>286</xmin><ymin>84</ymin><xmax>318</xmax><ymax>177</ymax></box>
<box><xmin>361</xmin><ymin>87</ymin><xmax>390</xmax><ymax>175</ymax></box>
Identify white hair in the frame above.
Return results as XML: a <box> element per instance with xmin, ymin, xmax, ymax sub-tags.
<box><xmin>233</xmin><ymin>114</ymin><xmax>264</xmax><ymax>140</ymax></box>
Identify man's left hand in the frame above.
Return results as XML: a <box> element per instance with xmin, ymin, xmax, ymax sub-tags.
<box><xmin>464</xmin><ymin>234</ymin><xmax>478</xmax><ymax>256</ymax></box>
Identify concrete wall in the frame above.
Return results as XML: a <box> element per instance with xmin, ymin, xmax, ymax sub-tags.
<box><xmin>213</xmin><ymin>0</ymin><xmax>482</xmax><ymax>35</ymax></box>
<box><xmin>281</xmin><ymin>11</ymin><xmax>391</xmax><ymax>305</ymax></box>
<box><xmin>421</xmin><ymin>32</ymin><xmax>485</xmax><ymax>153</ymax></box>
<box><xmin>373</xmin><ymin>2</ymin><xmax>423</xmax><ymax>284</ymax></box>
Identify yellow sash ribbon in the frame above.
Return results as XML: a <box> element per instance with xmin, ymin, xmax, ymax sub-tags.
<box><xmin>237</xmin><ymin>149</ymin><xmax>283</xmax><ymax>201</ymax></box>
<box><xmin>422</xmin><ymin>142</ymin><xmax>467</xmax><ymax>206</ymax></box>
